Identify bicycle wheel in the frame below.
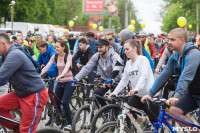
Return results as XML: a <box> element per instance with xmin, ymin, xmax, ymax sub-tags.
<box><xmin>11</xmin><ymin>110</ymin><xmax>21</xmax><ymax>122</ymax></box>
<box><xmin>70</xmin><ymin>95</ymin><xmax>84</xmax><ymax>117</ymax></box>
<box><xmin>0</xmin><ymin>123</ymin><xmax>7</xmax><ymax>133</ymax></box>
<box><xmin>71</xmin><ymin>105</ymin><xmax>90</xmax><ymax>133</ymax></box>
<box><xmin>36</xmin><ymin>128</ymin><xmax>63</xmax><ymax>133</ymax></box>
<box><xmin>37</xmin><ymin>101</ymin><xmax>54</xmax><ymax>129</ymax></box>
<box><xmin>95</xmin><ymin>121</ymin><xmax>131</xmax><ymax>133</ymax></box>
<box><xmin>91</xmin><ymin>104</ymin><xmax>121</xmax><ymax>133</ymax></box>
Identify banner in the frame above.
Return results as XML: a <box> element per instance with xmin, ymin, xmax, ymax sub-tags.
<box><xmin>83</xmin><ymin>0</ymin><xmax>118</xmax><ymax>16</ymax></box>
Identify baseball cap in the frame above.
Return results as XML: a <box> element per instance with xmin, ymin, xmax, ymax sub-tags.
<box><xmin>10</xmin><ymin>35</ymin><xmax>17</xmax><ymax>42</ymax></box>
<box><xmin>34</xmin><ymin>27</ymin><xmax>39</xmax><ymax>31</ymax></box>
<box><xmin>27</xmin><ymin>32</ymin><xmax>32</xmax><ymax>36</ymax></box>
<box><xmin>157</xmin><ymin>34</ymin><xmax>162</xmax><ymax>38</ymax></box>
<box><xmin>95</xmin><ymin>39</ymin><xmax>109</xmax><ymax>46</ymax></box>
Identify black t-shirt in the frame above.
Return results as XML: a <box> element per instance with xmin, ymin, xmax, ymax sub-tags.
<box><xmin>73</xmin><ymin>46</ymin><xmax>93</xmax><ymax>65</ymax></box>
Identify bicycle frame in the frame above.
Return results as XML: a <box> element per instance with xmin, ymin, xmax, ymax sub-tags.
<box><xmin>116</xmin><ymin>102</ymin><xmax>147</xmax><ymax>133</ymax></box>
<box><xmin>0</xmin><ymin>115</ymin><xmax>20</xmax><ymax>125</ymax></box>
<box><xmin>153</xmin><ymin>108</ymin><xmax>200</xmax><ymax>133</ymax></box>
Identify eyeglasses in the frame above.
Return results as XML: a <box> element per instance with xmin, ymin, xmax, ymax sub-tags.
<box><xmin>108</xmin><ymin>38</ymin><xmax>113</xmax><ymax>41</ymax></box>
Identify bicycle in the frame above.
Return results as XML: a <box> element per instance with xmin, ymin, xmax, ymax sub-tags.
<box><xmin>38</xmin><ymin>78</ymin><xmax>84</xmax><ymax>128</ymax></box>
<box><xmin>149</xmin><ymin>98</ymin><xmax>200</xmax><ymax>133</ymax></box>
<box><xmin>0</xmin><ymin>110</ymin><xmax>63</xmax><ymax>133</ymax></box>
<box><xmin>95</xmin><ymin>95</ymin><xmax>151</xmax><ymax>133</ymax></box>
<box><xmin>70</xmin><ymin>81</ymin><xmax>111</xmax><ymax>133</ymax></box>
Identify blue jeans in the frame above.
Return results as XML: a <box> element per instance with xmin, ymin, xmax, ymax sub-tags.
<box><xmin>54</xmin><ymin>81</ymin><xmax>75</xmax><ymax>124</ymax></box>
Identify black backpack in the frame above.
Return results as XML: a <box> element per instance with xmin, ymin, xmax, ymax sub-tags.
<box><xmin>20</xmin><ymin>50</ymin><xmax>42</xmax><ymax>73</ymax></box>
<box><xmin>55</xmin><ymin>53</ymin><xmax>79</xmax><ymax>77</ymax></box>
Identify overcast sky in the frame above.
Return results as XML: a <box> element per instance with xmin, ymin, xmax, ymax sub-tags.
<box><xmin>132</xmin><ymin>0</ymin><xmax>166</xmax><ymax>35</ymax></box>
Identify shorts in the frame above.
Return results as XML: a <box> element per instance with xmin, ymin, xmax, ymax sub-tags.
<box><xmin>173</xmin><ymin>92</ymin><xmax>200</xmax><ymax>114</ymax></box>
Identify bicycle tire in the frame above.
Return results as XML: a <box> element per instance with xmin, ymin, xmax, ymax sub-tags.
<box><xmin>11</xmin><ymin>110</ymin><xmax>22</xmax><ymax>122</ymax></box>
<box><xmin>71</xmin><ymin>105</ymin><xmax>90</xmax><ymax>133</ymax></box>
<box><xmin>95</xmin><ymin>121</ymin><xmax>132</xmax><ymax>133</ymax></box>
<box><xmin>36</xmin><ymin>128</ymin><xmax>63</xmax><ymax>133</ymax></box>
<box><xmin>70</xmin><ymin>95</ymin><xmax>84</xmax><ymax>117</ymax></box>
<box><xmin>0</xmin><ymin>123</ymin><xmax>7</xmax><ymax>133</ymax></box>
<box><xmin>46</xmin><ymin>102</ymin><xmax>54</xmax><ymax>127</ymax></box>
<box><xmin>91</xmin><ymin>104</ymin><xmax>121</xmax><ymax>133</ymax></box>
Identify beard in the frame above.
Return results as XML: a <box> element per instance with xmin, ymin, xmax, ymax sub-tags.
<box><xmin>99</xmin><ymin>47</ymin><xmax>108</xmax><ymax>56</ymax></box>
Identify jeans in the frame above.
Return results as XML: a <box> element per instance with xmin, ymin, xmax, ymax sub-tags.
<box><xmin>54</xmin><ymin>81</ymin><xmax>75</xmax><ymax>124</ymax></box>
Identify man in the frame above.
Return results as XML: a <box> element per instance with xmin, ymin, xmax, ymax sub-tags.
<box><xmin>49</xmin><ymin>29</ymin><xmax>56</xmax><ymax>42</ymax></box>
<box><xmin>63</xmin><ymin>29</ymin><xmax>69</xmax><ymax>40</ymax></box>
<box><xmin>71</xmin><ymin>39</ymin><xmax>119</xmax><ymax>106</ymax></box>
<box><xmin>6</xmin><ymin>30</ymin><xmax>13</xmax><ymax>37</ymax></box>
<box><xmin>0</xmin><ymin>33</ymin><xmax>48</xmax><ymax>133</ymax></box>
<box><xmin>155</xmin><ymin>34</ymin><xmax>164</xmax><ymax>54</ymax></box>
<box><xmin>138</xmin><ymin>31</ymin><xmax>157</xmax><ymax>58</ymax></box>
<box><xmin>25</xmin><ymin>31</ymin><xmax>32</xmax><ymax>44</ymax></box>
<box><xmin>68</xmin><ymin>34</ymin><xmax>76</xmax><ymax>53</ymax></box>
<box><xmin>9</xmin><ymin>35</ymin><xmax>17</xmax><ymax>45</ymax></box>
<box><xmin>73</xmin><ymin>33</ymin><xmax>86</xmax><ymax>55</ymax></box>
<box><xmin>105</xmin><ymin>31</ymin><xmax>122</xmax><ymax>54</ymax></box>
<box><xmin>142</xmin><ymin>28</ymin><xmax>200</xmax><ymax>133</ymax></box>
<box><xmin>111</xmin><ymin>29</ymin><xmax>134</xmax><ymax>80</ymax></box>
<box><xmin>86</xmin><ymin>32</ymin><xmax>98</xmax><ymax>53</ymax></box>
<box><xmin>73</xmin><ymin>38</ymin><xmax>94</xmax><ymax>97</ymax></box>
<box><xmin>34</xmin><ymin>27</ymin><xmax>39</xmax><ymax>35</ymax></box>
<box><xmin>31</xmin><ymin>33</ymin><xmax>43</xmax><ymax>60</ymax></box>
<box><xmin>73</xmin><ymin>38</ymin><xmax>93</xmax><ymax>68</ymax></box>
<box><xmin>16</xmin><ymin>31</ymin><xmax>28</xmax><ymax>46</ymax></box>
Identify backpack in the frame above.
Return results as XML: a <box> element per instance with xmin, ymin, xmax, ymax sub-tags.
<box><xmin>54</xmin><ymin>53</ymin><xmax>79</xmax><ymax>77</ymax></box>
<box><xmin>20</xmin><ymin>50</ymin><xmax>42</xmax><ymax>73</ymax></box>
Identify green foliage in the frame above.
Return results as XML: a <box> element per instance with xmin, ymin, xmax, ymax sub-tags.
<box><xmin>162</xmin><ymin>0</ymin><xmax>200</xmax><ymax>33</ymax></box>
<box><xmin>0</xmin><ymin>0</ymin><xmax>141</xmax><ymax>33</ymax></box>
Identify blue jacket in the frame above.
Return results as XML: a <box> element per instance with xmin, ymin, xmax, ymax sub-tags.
<box><xmin>115</xmin><ymin>37</ymin><xmax>120</xmax><ymax>43</ymax></box>
<box><xmin>142</xmin><ymin>47</ymin><xmax>154</xmax><ymax>73</ymax></box>
<box><xmin>87</xmin><ymin>39</ymin><xmax>98</xmax><ymax>54</ymax></box>
<box><xmin>0</xmin><ymin>45</ymin><xmax>45</xmax><ymax>97</ymax></box>
<box><xmin>37</xmin><ymin>44</ymin><xmax>57</xmax><ymax>77</ymax></box>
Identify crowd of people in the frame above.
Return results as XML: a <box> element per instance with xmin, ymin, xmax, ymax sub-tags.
<box><xmin>0</xmin><ymin>26</ymin><xmax>200</xmax><ymax>132</ymax></box>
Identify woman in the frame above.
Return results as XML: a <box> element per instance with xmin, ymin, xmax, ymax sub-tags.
<box><xmin>40</xmin><ymin>40</ymin><xmax>75</xmax><ymax>130</ymax></box>
<box><xmin>109</xmin><ymin>39</ymin><xmax>160</xmax><ymax>126</ymax></box>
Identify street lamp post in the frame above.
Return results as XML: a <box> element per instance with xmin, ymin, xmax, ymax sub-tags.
<box><xmin>9</xmin><ymin>0</ymin><xmax>16</xmax><ymax>33</ymax></box>
<box><xmin>73</xmin><ymin>16</ymin><xmax>78</xmax><ymax>31</ymax></box>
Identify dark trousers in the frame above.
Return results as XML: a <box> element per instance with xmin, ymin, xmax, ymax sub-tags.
<box><xmin>54</xmin><ymin>81</ymin><xmax>75</xmax><ymax>124</ymax></box>
<box><xmin>128</xmin><ymin>95</ymin><xmax>160</xmax><ymax>124</ymax></box>
<box><xmin>95</xmin><ymin>79</ymin><xmax>115</xmax><ymax>107</ymax></box>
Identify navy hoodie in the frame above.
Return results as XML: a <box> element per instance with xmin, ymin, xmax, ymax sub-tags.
<box><xmin>0</xmin><ymin>45</ymin><xmax>45</xmax><ymax>97</ymax></box>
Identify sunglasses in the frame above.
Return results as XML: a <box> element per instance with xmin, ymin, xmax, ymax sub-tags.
<box><xmin>108</xmin><ymin>38</ymin><xmax>113</xmax><ymax>41</ymax></box>
<box><xmin>139</xmin><ymin>36</ymin><xmax>145</xmax><ymax>38</ymax></box>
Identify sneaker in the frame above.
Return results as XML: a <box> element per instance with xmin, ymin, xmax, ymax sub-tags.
<box><xmin>64</xmin><ymin>125</ymin><xmax>72</xmax><ymax>131</ymax></box>
<box><xmin>59</xmin><ymin>123</ymin><xmax>66</xmax><ymax>130</ymax></box>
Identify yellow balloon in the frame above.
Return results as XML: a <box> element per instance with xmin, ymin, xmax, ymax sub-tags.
<box><xmin>177</xmin><ymin>17</ymin><xmax>187</xmax><ymax>27</ymax></box>
<box><xmin>141</xmin><ymin>24</ymin><xmax>145</xmax><ymax>28</ymax></box>
<box><xmin>69</xmin><ymin>21</ymin><xmax>74</xmax><ymax>27</ymax></box>
<box><xmin>131</xmin><ymin>20</ymin><xmax>135</xmax><ymax>25</ymax></box>
<box><xmin>92</xmin><ymin>24</ymin><xmax>97</xmax><ymax>29</ymax></box>
<box><xmin>188</xmin><ymin>24</ymin><xmax>192</xmax><ymax>29</ymax></box>
<box><xmin>128</xmin><ymin>25</ymin><xmax>135</xmax><ymax>31</ymax></box>
<box><xmin>99</xmin><ymin>26</ymin><xmax>104</xmax><ymax>31</ymax></box>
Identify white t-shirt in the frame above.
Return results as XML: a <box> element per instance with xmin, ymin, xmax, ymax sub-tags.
<box><xmin>113</xmin><ymin>55</ymin><xmax>154</xmax><ymax>97</ymax></box>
